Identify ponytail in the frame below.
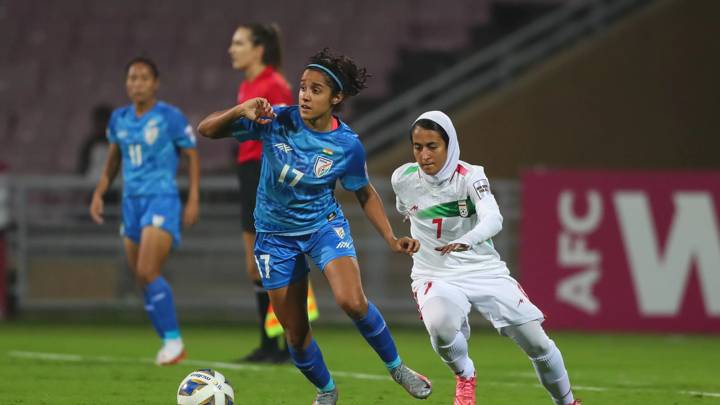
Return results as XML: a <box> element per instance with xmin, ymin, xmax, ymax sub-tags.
<box><xmin>240</xmin><ymin>23</ymin><xmax>284</xmax><ymax>69</ymax></box>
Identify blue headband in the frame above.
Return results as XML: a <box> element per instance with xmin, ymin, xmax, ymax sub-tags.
<box><xmin>307</xmin><ymin>63</ymin><xmax>344</xmax><ymax>91</ymax></box>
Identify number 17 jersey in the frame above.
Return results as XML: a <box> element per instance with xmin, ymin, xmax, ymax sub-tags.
<box><xmin>230</xmin><ymin>106</ymin><xmax>369</xmax><ymax>235</ymax></box>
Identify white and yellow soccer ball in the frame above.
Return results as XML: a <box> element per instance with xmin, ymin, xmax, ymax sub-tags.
<box><xmin>177</xmin><ymin>369</ymin><xmax>235</xmax><ymax>405</ymax></box>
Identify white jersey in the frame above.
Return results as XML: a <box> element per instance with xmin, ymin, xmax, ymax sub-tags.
<box><xmin>391</xmin><ymin>161</ymin><xmax>508</xmax><ymax>280</ymax></box>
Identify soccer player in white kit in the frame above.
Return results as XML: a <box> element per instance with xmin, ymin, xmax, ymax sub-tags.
<box><xmin>391</xmin><ymin>111</ymin><xmax>580</xmax><ymax>405</ymax></box>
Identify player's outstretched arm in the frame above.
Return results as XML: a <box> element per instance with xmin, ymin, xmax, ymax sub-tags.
<box><xmin>197</xmin><ymin>97</ymin><xmax>276</xmax><ymax>139</ymax></box>
<box><xmin>90</xmin><ymin>143</ymin><xmax>121</xmax><ymax>225</ymax></box>
<box><xmin>354</xmin><ymin>184</ymin><xmax>420</xmax><ymax>256</ymax></box>
<box><xmin>181</xmin><ymin>148</ymin><xmax>200</xmax><ymax>227</ymax></box>
<box><xmin>442</xmin><ymin>170</ymin><xmax>503</xmax><ymax>250</ymax></box>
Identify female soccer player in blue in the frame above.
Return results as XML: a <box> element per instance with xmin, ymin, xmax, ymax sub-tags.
<box><xmin>198</xmin><ymin>49</ymin><xmax>432</xmax><ymax>404</ymax></box>
<box><xmin>90</xmin><ymin>57</ymin><xmax>200</xmax><ymax>366</ymax></box>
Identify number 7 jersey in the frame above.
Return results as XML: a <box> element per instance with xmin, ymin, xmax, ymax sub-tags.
<box><xmin>391</xmin><ymin>161</ymin><xmax>508</xmax><ymax>280</ymax></box>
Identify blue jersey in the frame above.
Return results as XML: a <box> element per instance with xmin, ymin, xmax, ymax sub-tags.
<box><xmin>107</xmin><ymin>101</ymin><xmax>196</xmax><ymax>197</ymax></box>
<box><xmin>230</xmin><ymin>106</ymin><xmax>369</xmax><ymax>235</ymax></box>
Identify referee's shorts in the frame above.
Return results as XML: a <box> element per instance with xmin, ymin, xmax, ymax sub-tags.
<box><xmin>236</xmin><ymin>160</ymin><xmax>261</xmax><ymax>233</ymax></box>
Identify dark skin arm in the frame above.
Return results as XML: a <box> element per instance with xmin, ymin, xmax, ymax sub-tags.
<box><xmin>89</xmin><ymin>143</ymin><xmax>121</xmax><ymax>224</ymax></box>
<box><xmin>355</xmin><ymin>184</ymin><xmax>420</xmax><ymax>255</ymax></box>
<box><xmin>197</xmin><ymin>97</ymin><xmax>275</xmax><ymax>139</ymax></box>
<box><xmin>181</xmin><ymin>148</ymin><xmax>200</xmax><ymax>227</ymax></box>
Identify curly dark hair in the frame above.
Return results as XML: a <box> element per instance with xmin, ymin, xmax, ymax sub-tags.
<box><xmin>307</xmin><ymin>48</ymin><xmax>369</xmax><ymax>98</ymax></box>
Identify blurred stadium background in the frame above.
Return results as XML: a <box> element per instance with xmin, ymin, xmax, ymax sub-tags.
<box><xmin>0</xmin><ymin>0</ymin><xmax>719</xmax><ymax>403</ymax></box>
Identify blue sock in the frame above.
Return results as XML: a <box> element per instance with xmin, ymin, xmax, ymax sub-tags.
<box><xmin>353</xmin><ymin>301</ymin><xmax>401</xmax><ymax>370</ymax></box>
<box><xmin>288</xmin><ymin>339</ymin><xmax>334</xmax><ymax>392</ymax></box>
<box><xmin>142</xmin><ymin>289</ymin><xmax>163</xmax><ymax>338</ymax></box>
<box><xmin>145</xmin><ymin>276</ymin><xmax>181</xmax><ymax>340</ymax></box>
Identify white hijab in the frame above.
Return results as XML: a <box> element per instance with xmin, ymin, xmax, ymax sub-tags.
<box><xmin>412</xmin><ymin>110</ymin><xmax>460</xmax><ymax>185</ymax></box>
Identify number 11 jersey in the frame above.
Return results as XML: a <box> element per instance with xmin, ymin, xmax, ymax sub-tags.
<box><xmin>107</xmin><ymin>101</ymin><xmax>196</xmax><ymax>197</ymax></box>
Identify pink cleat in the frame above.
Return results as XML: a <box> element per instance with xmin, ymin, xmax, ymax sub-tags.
<box><xmin>454</xmin><ymin>372</ymin><xmax>476</xmax><ymax>405</ymax></box>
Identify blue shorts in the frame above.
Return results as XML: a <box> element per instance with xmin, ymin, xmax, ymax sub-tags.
<box><xmin>121</xmin><ymin>195</ymin><xmax>182</xmax><ymax>247</ymax></box>
<box><xmin>254</xmin><ymin>216</ymin><xmax>356</xmax><ymax>290</ymax></box>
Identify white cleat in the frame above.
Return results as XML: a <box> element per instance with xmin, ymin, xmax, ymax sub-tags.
<box><xmin>312</xmin><ymin>388</ymin><xmax>338</xmax><ymax>405</ymax></box>
<box><xmin>155</xmin><ymin>339</ymin><xmax>186</xmax><ymax>366</ymax></box>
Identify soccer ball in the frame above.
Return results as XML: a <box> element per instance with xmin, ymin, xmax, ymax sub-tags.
<box><xmin>177</xmin><ymin>368</ymin><xmax>235</xmax><ymax>405</ymax></box>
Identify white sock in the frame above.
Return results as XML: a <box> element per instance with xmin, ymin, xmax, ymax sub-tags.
<box><xmin>433</xmin><ymin>331</ymin><xmax>475</xmax><ymax>378</ymax></box>
<box><xmin>530</xmin><ymin>340</ymin><xmax>574</xmax><ymax>405</ymax></box>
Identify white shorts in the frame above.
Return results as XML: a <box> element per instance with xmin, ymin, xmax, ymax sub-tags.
<box><xmin>411</xmin><ymin>272</ymin><xmax>544</xmax><ymax>332</ymax></box>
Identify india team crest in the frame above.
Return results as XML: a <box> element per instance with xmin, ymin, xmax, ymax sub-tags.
<box><xmin>314</xmin><ymin>156</ymin><xmax>334</xmax><ymax>178</ymax></box>
<box><xmin>144</xmin><ymin>121</ymin><xmax>159</xmax><ymax>145</ymax></box>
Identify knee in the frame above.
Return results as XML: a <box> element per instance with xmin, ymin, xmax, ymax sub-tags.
<box><xmin>524</xmin><ymin>337</ymin><xmax>552</xmax><ymax>358</ymax></box>
<box><xmin>424</xmin><ymin>312</ymin><xmax>459</xmax><ymax>346</ymax></box>
<box><xmin>336</xmin><ymin>295</ymin><xmax>368</xmax><ymax>320</ymax></box>
<box><xmin>284</xmin><ymin>325</ymin><xmax>310</xmax><ymax>350</ymax></box>
<box><xmin>136</xmin><ymin>266</ymin><xmax>157</xmax><ymax>285</ymax></box>
<box><xmin>505</xmin><ymin>323</ymin><xmax>553</xmax><ymax>358</ymax></box>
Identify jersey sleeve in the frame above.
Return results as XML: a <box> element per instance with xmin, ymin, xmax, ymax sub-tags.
<box><xmin>229</xmin><ymin>106</ymin><xmax>282</xmax><ymax>142</ymax></box>
<box><xmin>106</xmin><ymin>110</ymin><xmax>119</xmax><ymax>144</ymax></box>
<box><xmin>339</xmin><ymin>137</ymin><xmax>370</xmax><ymax>191</ymax></box>
<box><xmin>450</xmin><ymin>166</ymin><xmax>504</xmax><ymax>247</ymax></box>
<box><xmin>169</xmin><ymin>109</ymin><xmax>197</xmax><ymax>149</ymax></box>
<box><xmin>391</xmin><ymin>166</ymin><xmax>409</xmax><ymax>214</ymax></box>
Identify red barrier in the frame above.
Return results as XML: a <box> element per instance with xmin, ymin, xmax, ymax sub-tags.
<box><xmin>0</xmin><ymin>164</ymin><xmax>6</xmax><ymax>319</ymax></box>
<box><xmin>520</xmin><ymin>170</ymin><xmax>720</xmax><ymax>332</ymax></box>
<box><xmin>0</xmin><ymin>233</ymin><xmax>5</xmax><ymax>319</ymax></box>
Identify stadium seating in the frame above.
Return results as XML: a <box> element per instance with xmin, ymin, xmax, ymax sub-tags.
<box><xmin>0</xmin><ymin>0</ymin><xmax>564</xmax><ymax>173</ymax></box>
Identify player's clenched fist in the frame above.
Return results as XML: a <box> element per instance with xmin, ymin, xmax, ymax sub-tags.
<box><xmin>391</xmin><ymin>236</ymin><xmax>420</xmax><ymax>256</ymax></box>
<box><xmin>236</xmin><ymin>97</ymin><xmax>276</xmax><ymax>124</ymax></box>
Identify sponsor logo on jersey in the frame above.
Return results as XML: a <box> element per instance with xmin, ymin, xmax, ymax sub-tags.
<box><xmin>274</xmin><ymin>143</ymin><xmax>293</xmax><ymax>153</ymax></box>
<box><xmin>458</xmin><ymin>200</ymin><xmax>469</xmax><ymax>217</ymax></box>
<box><xmin>333</xmin><ymin>227</ymin><xmax>345</xmax><ymax>239</ymax></box>
<box><xmin>473</xmin><ymin>179</ymin><xmax>490</xmax><ymax>199</ymax></box>
<box><xmin>152</xmin><ymin>214</ymin><xmax>165</xmax><ymax>227</ymax></box>
<box><xmin>144</xmin><ymin>121</ymin><xmax>159</xmax><ymax>145</ymax></box>
<box><xmin>184</xmin><ymin>125</ymin><xmax>196</xmax><ymax>144</ymax></box>
<box><xmin>336</xmin><ymin>241</ymin><xmax>352</xmax><ymax>249</ymax></box>
<box><xmin>314</xmin><ymin>156</ymin><xmax>334</xmax><ymax>177</ymax></box>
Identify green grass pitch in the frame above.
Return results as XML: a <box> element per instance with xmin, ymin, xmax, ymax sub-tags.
<box><xmin>1</xmin><ymin>321</ymin><xmax>719</xmax><ymax>404</ymax></box>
